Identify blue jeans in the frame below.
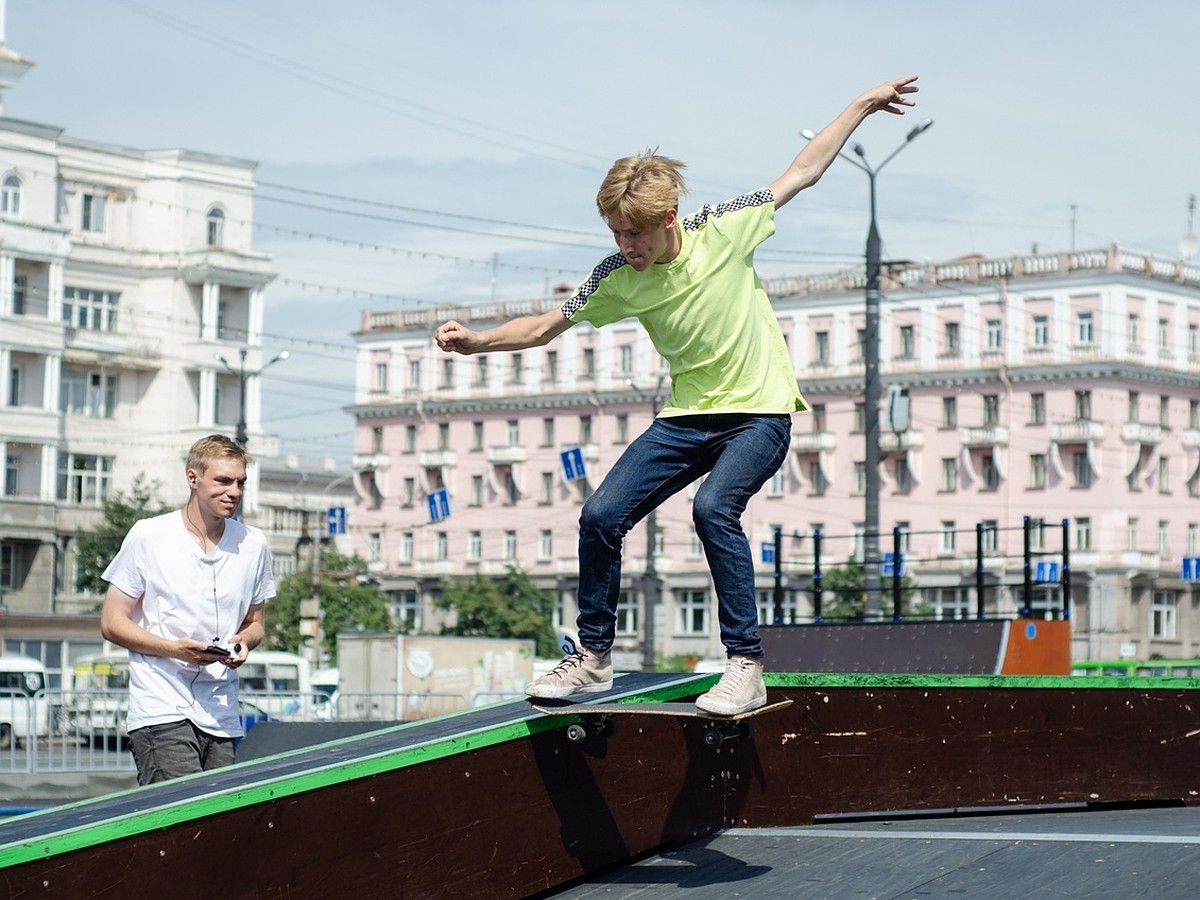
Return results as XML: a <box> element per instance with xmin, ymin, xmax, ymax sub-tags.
<box><xmin>576</xmin><ymin>413</ymin><xmax>791</xmax><ymax>658</ymax></box>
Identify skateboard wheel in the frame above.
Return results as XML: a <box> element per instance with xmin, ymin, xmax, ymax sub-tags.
<box><xmin>703</xmin><ymin>728</ymin><xmax>724</xmax><ymax>749</ymax></box>
<box><xmin>566</xmin><ymin>724</ymin><xmax>588</xmax><ymax>743</ymax></box>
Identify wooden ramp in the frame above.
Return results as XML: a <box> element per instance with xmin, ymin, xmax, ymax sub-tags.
<box><xmin>1</xmin><ymin>671</ymin><xmax>1198</xmax><ymax>898</ymax></box>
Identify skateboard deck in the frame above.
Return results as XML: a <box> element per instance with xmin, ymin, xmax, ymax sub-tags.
<box><xmin>530</xmin><ymin>698</ymin><xmax>793</xmax><ymax>747</ymax></box>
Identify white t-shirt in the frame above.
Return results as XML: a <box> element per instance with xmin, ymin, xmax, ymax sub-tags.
<box><xmin>102</xmin><ymin>511</ymin><xmax>276</xmax><ymax>737</ymax></box>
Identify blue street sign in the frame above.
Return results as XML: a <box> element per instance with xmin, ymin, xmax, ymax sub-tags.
<box><xmin>761</xmin><ymin>542</ymin><xmax>775</xmax><ymax>564</ymax></box>
<box><xmin>427</xmin><ymin>489</ymin><xmax>451</xmax><ymax>523</ymax></box>
<box><xmin>882</xmin><ymin>552</ymin><xmax>905</xmax><ymax>577</ymax></box>
<box><xmin>1035</xmin><ymin>560</ymin><xmax>1060</xmax><ymax>583</ymax></box>
<box><xmin>326</xmin><ymin>506</ymin><xmax>347</xmax><ymax>536</ymax></box>
<box><xmin>1183</xmin><ymin>557</ymin><xmax>1200</xmax><ymax>583</ymax></box>
<box><xmin>560</xmin><ymin>447</ymin><xmax>587</xmax><ymax>482</ymax></box>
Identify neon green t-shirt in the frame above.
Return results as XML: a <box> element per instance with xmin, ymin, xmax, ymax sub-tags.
<box><xmin>562</xmin><ymin>189</ymin><xmax>806</xmax><ymax>417</ymax></box>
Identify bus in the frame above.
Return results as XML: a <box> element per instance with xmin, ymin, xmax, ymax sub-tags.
<box><xmin>1071</xmin><ymin>658</ymin><xmax>1200</xmax><ymax>679</ymax></box>
<box><xmin>0</xmin><ymin>655</ymin><xmax>51</xmax><ymax>747</ymax></box>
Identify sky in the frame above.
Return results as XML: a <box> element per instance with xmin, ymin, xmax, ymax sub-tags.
<box><xmin>5</xmin><ymin>0</ymin><xmax>1199</xmax><ymax>462</ymax></box>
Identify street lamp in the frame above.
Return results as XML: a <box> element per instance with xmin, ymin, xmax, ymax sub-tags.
<box><xmin>214</xmin><ymin>347</ymin><xmax>289</xmax><ymax>446</ymax></box>
<box><xmin>626</xmin><ymin>372</ymin><xmax>668</xmax><ymax>671</ymax></box>
<box><xmin>801</xmin><ymin>118</ymin><xmax>932</xmax><ymax>616</ymax></box>
<box><xmin>1182</xmin><ymin>193</ymin><xmax>1197</xmax><ymax>260</ymax></box>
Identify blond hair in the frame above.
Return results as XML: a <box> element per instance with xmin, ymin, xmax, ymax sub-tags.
<box><xmin>187</xmin><ymin>434</ymin><xmax>252</xmax><ymax>476</ymax></box>
<box><xmin>596</xmin><ymin>149</ymin><xmax>688</xmax><ymax>229</ymax></box>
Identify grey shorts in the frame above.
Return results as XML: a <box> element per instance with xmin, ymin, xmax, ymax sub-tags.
<box><xmin>128</xmin><ymin>719</ymin><xmax>236</xmax><ymax>785</ymax></box>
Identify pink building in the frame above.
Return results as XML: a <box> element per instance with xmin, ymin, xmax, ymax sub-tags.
<box><xmin>350</xmin><ymin>247</ymin><xmax>1200</xmax><ymax>666</ymax></box>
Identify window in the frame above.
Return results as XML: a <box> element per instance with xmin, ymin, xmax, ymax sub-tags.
<box><xmin>810</xmin><ymin>403</ymin><xmax>827</xmax><ymax>432</ymax></box>
<box><xmin>394</xmin><ymin>590</ymin><xmax>421</xmax><ymax>631</ymax></box>
<box><xmin>506</xmin><ymin>419</ymin><xmax>519</xmax><ymax>445</ymax></box>
<box><xmin>1032</xmin><ymin>315</ymin><xmax>1049</xmax><ymax>347</ymax></box>
<box><xmin>1160</xmin><ymin>396</ymin><xmax>1170</xmax><ymax>428</ymax></box>
<box><xmin>940</xmin><ymin>457</ymin><xmax>957</xmax><ymax>492</ymax></box>
<box><xmin>1</xmin><ymin>174</ymin><xmax>22</xmax><ymax>217</ymax></box>
<box><xmin>855</xmin><ymin>328</ymin><xmax>866</xmax><ymax>361</ymax></box>
<box><xmin>472</xmin><ymin>421</ymin><xmax>484</xmax><ymax>450</ymax></box>
<box><xmin>402</xmin><ymin>477</ymin><xmax>415</xmax><ymax>508</ymax></box>
<box><xmin>438</xmin><ymin>422</ymin><xmax>450</xmax><ymax>450</ymax></box>
<box><xmin>542</xmin><ymin>417</ymin><xmax>555</xmax><ymax>447</ymax></box>
<box><xmin>983</xmin><ymin>394</ymin><xmax>1000</xmax><ymax>426</ymax></box>
<box><xmin>1188</xmin><ymin>522</ymin><xmax>1199</xmax><ymax>556</ymax></box>
<box><xmin>893</xmin><ymin>457</ymin><xmax>912</xmax><ymax>494</ymax></box>
<box><xmin>81</xmin><ymin>191</ymin><xmax>105</xmax><ymax>233</ymax></box>
<box><xmin>400</xmin><ymin>532</ymin><xmax>413</xmax><ymax>563</ymax></box>
<box><xmin>616</xmin><ymin>591</ymin><xmax>639</xmax><ymax>635</ymax></box>
<box><xmin>435</xmin><ymin>532</ymin><xmax>448</xmax><ymax>562</ymax></box>
<box><xmin>1191</xmin><ymin>399</ymin><xmax>1199</xmax><ymax>430</ymax></box>
<box><xmin>509</xmin><ymin>353</ymin><xmax>523</xmax><ymax>383</ymax></box>
<box><xmin>1066</xmin><ymin>449</ymin><xmax>1091</xmax><ymax>488</ymax></box>
<box><xmin>1190</xmin><ymin>323</ymin><xmax>1199</xmax><ymax>356</ymax></box>
<box><xmin>615</xmin><ymin>414</ymin><xmax>629</xmax><ymax>444</ymax></box>
<box><xmin>853</xmin><ymin>402</ymin><xmax>866</xmax><ymax>432</ymax></box>
<box><xmin>1126</xmin><ymin>517</ymin><xmax>1138</xmax><ymax>551</ymax></box>
<box><xmin>985</xmin><ymin>319</ymin><xmax>1003</xmax><ymax>351</ymax></box>
<box><xmin>1159</xmin><ymin>318</ymin><xmax>1170</xmax><ymax>351</ymax></box>
<box><xmin>371</xmin><ymin>426</ymin><xmax>384</xmax><ymax>454</ymax></box>
<box><xmin>1159</xmin><ymin>456</ymin><xmax>1170</xmax><ymax>494</ymax></box>
<box><xmin>1028</xmin><ymin>517</ymin><xmax>1046</xmax><ymax>552</ymax></box>
<box><xmin>3</xmin><ymin>455</ymin><xmax>17</xmax><ymax>496</ymax></box>
<box><xmin>1158</xmin><ymin>520</ymin><xmax>1170</xmax><ymax>556</ymax></box>
<box><xmin>474</xmin><ymin>357</ymin><xmax>489</xmax><ymax>386</ymax></box>
<box><xmin>808</xmin><ymin>461</ymin><xmax>827</xmax><ymax>496</ymax></box>
<box><xmin>1029</xmin><ymin>453</ymin><xmax>1047</xmax><ymax>489</ymax></box>
<box><xmin>1030</xmin><ymin>393</ymin><xmax>1045</xmax><ymax>425</ymax></box>
<box><xmin>60</xmin><ymin>370</ymin><xmax>117</xmax><ymax>418</ymax></box>
<box><xmin>408</xmin><ymin>359</ymin><xmax>421</xmax><ymax>390</ymax></box>
<box><xmin>1128</xmin><ymin>313</ymin><xmax>1140</xmax><ymax>346</ymax></box>
<box><xmin>12</xmin><ymin>274</ymin><xmax>26</xmax><ymax>315</ymax></box>
<box><xmin>1127</xmin><ymin>391</ymin><xmax>1140</xmax><ymax>422</ymax></box>
<box><xmin>981</xmin><ymin>520</ymin><xmax>999</xmax><ymax>554</ymax></box>
<box><xmin>540</xmin><ymin>471</ymin><xmax>553</xmax><ymax>505</ymax></box>
<box><xmin>1074</xmin><ymin>390</ymin><xmax>1092</xmax><ymax>420</ymax></box>
<box><xmin>618</xmin><ymin>345</ymin><xmax>633</xmax><ymax>374</ymax></box>
<box><xmin>8</xmin><ymin>365</ymin><xmax>20</xmax><ymax>406</ymax></box>
<box><xmin>768</xmin><ymin>467</ymin><xmax>785</xmax><ymax>497</ymax></box>
<box><xmin>470</xmin><ymin>475</ymin><xmax>483</xmax><ymax>506</ymax></box>
<box><xmin>62</xmin><ymin>287</ymin><xmax>118</xmax><ymax>332</ymax></box>
<box><xmin>942</xmin><ymin>396</ymin><xmax>957</xmax><ymax>428</ymax></box>
<box><xmin>1074</xmin><ymin>517</ymin><xmax>1091</xmax><ymax>551</ymax></box>
<box><xmin>404</xmin><ymin>425</ymin><xmax>416</xmax><ymax>453</ymax></box>
<box><xmin>853</xmin><ymin>461</ymin><xmax>866</xmax><ymax>494</ymax></box>
<box><xmin>504</xmin><ymin>530</ymin><xmax>517</xmax><ymax>561</ymax></box>
<box><xmin>931</xmin><ymin>587</ymin><xmax>970</xmax><ymax>621</ymax></box>
<box><xmin>206</xmin><ymin>207</ymin><xmax>224</xmax><ymax>246</ymax></box>
<box><xmin>581</xmin><ymin>348</ymin><xmax>595</xmax><ymax>379</ymax></box>
<box><xmin>814</xmin><ymin>331</ymin><xmax>830</xmax><ymax>364</ymax></box>
<box><xmin>539</xmin><ymin>529</ymin><xmax>553</xmax><ymax>561</ymax></box>
<box><xmin>374</xmin><ymin>362</ymin><xmax>388</xmax><ymax>392</ymax></box>
<box><xmin>544</xmin><ymin>350</ymin><xmax>558</xmax><ymax>382</ymax></box>
<box><xmin>468</xmin><ymin>531</ymin><xmax>482</xmax><ymax>561</ymax></box>
<box><xmin>579</xmin><ymin>415</ymin><xmax>592</xmax><ymax>445</ymax></box>
<box><xmin>439</xmin><ymin>358</ymin><xmax>453</xmax><ymax>389</ymax></box>
<box><xmin>57</xmin><ymin>453</ymin><xmax>113</xmax><ymax>505</ymax></box>
<box><xmin>982</xmin><ymin>454</ymin><xmax>1000</xmax><ymax>490</ymax></box>
<box><xmin>368</xmin><ymin>532</ymin><xmax>382</xmax><ymax>564</ymax></box>
<box><xmin>1076</xmin><ymin>312</ymin><xmax>1094</xmax><ymax>344</ymax></box>
<box><xmin>1151</xmin><ymin>591</ymin><xmax>1178</xmax><ymax>639</ymax></box>
<box><xmin>943</xmin><ymin>322</ymin><xmax>960</xmax><ymax>356</ymax></box>
<box><xmin>899</xmin><ymin>324</ymin><xmax>915</xmax><ymax>358</ymax></box>
<box><xmin>676</xmin><ymin>589</ymin><xmax>709</xmax><ymax>634</ymax></box>
<box><xmin>939</xmin><ymin>521</ymin><xmax>956</xmax><ymax>554</ymax></box>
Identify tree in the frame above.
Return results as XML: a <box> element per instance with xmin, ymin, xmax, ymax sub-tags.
<box><xmin>433</xmin><ymin>566</ymin><xmax>558</xmax><ymax>657</ymax></box>
<box><xmin>820</xmin><ymin>558</ymin><xmax>925</xmax><ymax>620</ymax></box>
<box><xmin>265</xmin><ymin>549</ymin><xmax>393</xmax><ymax>663</ymax></box>
<box><xmin>74</xmin><ymin>474</ymin><xmax>172</xmax><ymax>600</ymax></box>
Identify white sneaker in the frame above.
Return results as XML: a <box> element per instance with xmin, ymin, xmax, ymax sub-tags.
<box><xmin>525</xmin><ymin>648</ymin><xmax>613</xmax><ymax>699</ymax></box>
<box><xmin>695</xmin><ymin>655</ymin><xmax>767</xmax><ymax>716</ymax></box>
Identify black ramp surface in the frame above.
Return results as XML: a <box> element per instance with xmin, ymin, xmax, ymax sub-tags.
<box><xmin>546</xmin><ymin>806</ymin><xmax>1200</xmax><ymax>899</ymax></box>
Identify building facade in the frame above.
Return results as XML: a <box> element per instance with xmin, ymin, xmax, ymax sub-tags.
<box><xmin>351</xmin><ymin>247</ymin><xmax>1200</xmax><ymax>665</ymax></box>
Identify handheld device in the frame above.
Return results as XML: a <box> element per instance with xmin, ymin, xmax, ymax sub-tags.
<box><xmin>205</xmin><ymin>639</ymin><xmax>242</xmax><ymax>657</ymax></box>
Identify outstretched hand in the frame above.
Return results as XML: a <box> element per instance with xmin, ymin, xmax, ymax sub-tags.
<box><xmin>862</xmin><ymin>75</ymin><xmax>919</xmax><ymax>115</ymax></box>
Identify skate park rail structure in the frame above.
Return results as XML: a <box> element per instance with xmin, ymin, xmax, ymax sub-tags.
<box><xmin>0</xmin><ymin>668</ymin><xmax>1197</xmax><ymax>898</ymax></box>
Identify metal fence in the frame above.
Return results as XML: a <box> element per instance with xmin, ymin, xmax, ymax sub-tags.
<box><xmin>0</xmin><ymin>687</ymin><xmax>527</xmax><ymax>776</ymax></box>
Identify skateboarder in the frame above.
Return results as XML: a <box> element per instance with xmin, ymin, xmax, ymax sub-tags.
<box><xmin>436</xmin><ymin>75</ymin><xmax>920</xmax><ymax>715</ymax></box>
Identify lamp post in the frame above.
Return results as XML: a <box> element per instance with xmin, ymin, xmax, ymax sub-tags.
<box><xmin>801</xmin><ymin>118</ymin><xmax>932</xmax><ymax>616</ymax></box>
<box><xmin>1182</xmin><ymin>194</ymin><xmax>1197</xmax><ymax>260</ymax></box>
<box><xmin>294</xmin><ymin>472</ymin><xmax>354</xmax><ymax>669</ymax></box>
<box><xmin>627</xmin><ymin>372</ymin><xmax>667</xmax><ymax>671</ymax></box>
<box><xmin>214</xmin><ymin>347</ymin><xmax>289</xmax><ymax>446</ymax></box>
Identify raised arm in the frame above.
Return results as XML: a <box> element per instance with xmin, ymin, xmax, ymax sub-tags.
<box><xmin>768</xmin><ymin>75</ymin><xmax>919</xmax><ymax>210</ymax></box>
<box><xmin>435</xmin><ymin>306</ymin><xmax>574</xmax><ymax>355</ymax></box>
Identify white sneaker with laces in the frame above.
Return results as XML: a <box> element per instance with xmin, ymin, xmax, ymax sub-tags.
<box><xmin>695</xmin><ymin>655</ymin><xmax>767</xmax><ymax>716</ymax></box>
<box><xmin>525</xmin><ymin>647</ymin><xmax>613</xmax><ymax>699</ymax></box>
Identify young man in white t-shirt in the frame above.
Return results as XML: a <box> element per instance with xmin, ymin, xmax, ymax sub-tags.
<box><xmin>436</xmin><ymin>76</ymin><xmax>919</xmax><ymax>715</ymax></box>
<box><xmin>101</xmin><ymin>434</ymin><xmax>276</xmax><ymax>784</ymax></box>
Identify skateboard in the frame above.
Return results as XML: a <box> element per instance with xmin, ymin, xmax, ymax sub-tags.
<box><xmin>530</xmin><ymin>699</ymin><xmax>793</xmax><ymax>748</ymax></box>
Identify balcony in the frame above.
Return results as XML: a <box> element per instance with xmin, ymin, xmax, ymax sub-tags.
<box><xmin>960</xmin><ymin>425</ymin><xmax>1009</xmax><ymax>448</ymax></box>
<box><xmin>879</xmin><ymin>430</ymin><xmax>924</xmax><ymax>453</ymax></box>
<box><xmin>1052</xmin><ymin>420</ymin><xmax>1105</xmax><ymax>444</ymax></box>
<box><xmin>791</xmin><ymin>431</ymin><xmax>836</xmax><ymax>453</ymax></box>
<box><xmin>354</xmin><ymin>452</ymin><xmax>394</xmax><ymax>470</ymax></box>
<box><xmin>486</xmin><ymin>445</ymin><xmax>527</xmax><ymax>465</ymax></box>
<box><xmin>1121</xmin><ymin>422</ymin><xmax>1162</xmax><ymax>446</ymax></box>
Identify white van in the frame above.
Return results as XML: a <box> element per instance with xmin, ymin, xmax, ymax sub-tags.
<box><xmin>0</xmin><ymin>655</ymin><xmax>51</xmax><ymax>747</ymax></box>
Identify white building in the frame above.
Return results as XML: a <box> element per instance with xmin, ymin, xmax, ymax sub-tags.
<box><xmin>350</xmin><ymin>247</ymin><xmax>1200</xmax><ymax>665</ymax></box>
